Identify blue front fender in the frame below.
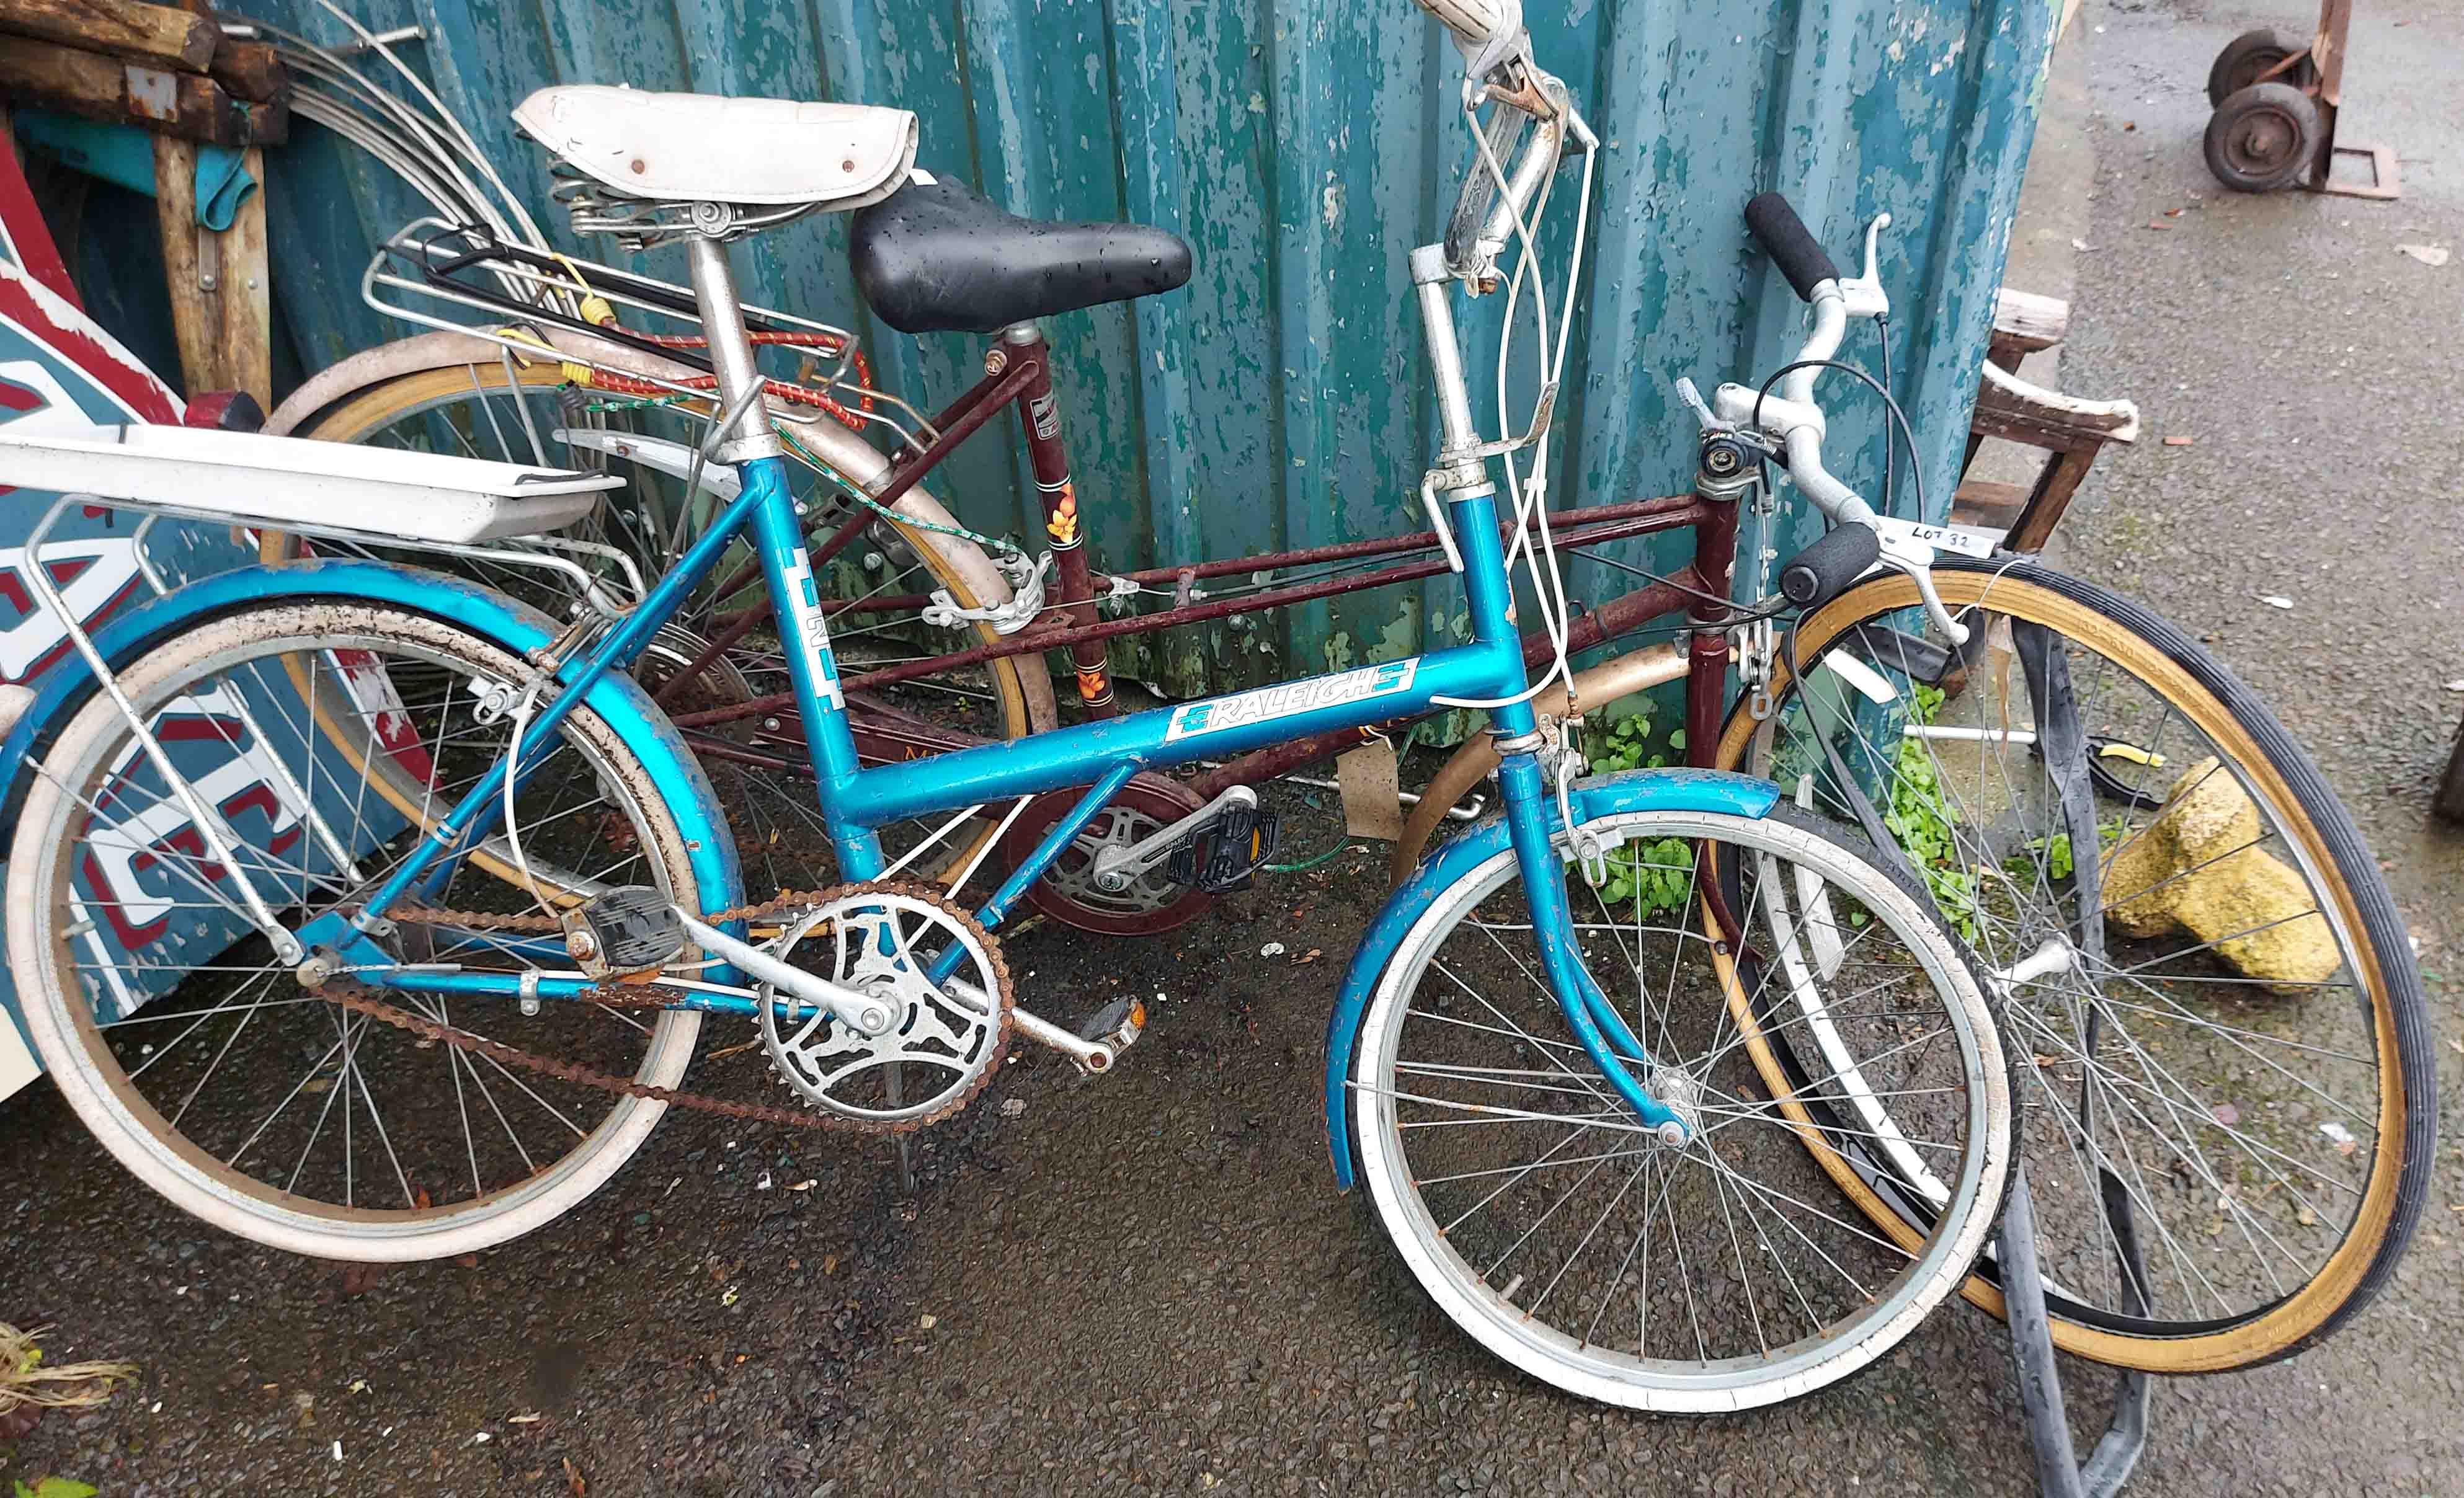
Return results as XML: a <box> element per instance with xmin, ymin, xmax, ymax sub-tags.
<box><xmin>1321</xmin><ymin>767</ymin><xmax>1778</xmax><ymax>1190</ymax></box>
<box><xmin>0</xmin><ymin>560</ymin><xmax>744</xmax><ymax>940</ymax></box>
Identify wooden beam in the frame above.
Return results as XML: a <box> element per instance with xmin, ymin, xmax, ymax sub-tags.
<box><xmin>1950</xmin><ymin>478</ymin><xmax>2031</xmax><ymax>522</ymax></box>
<box><xmin>151</xmin><ymin>135</ymin><xmax>271</xmax><ymax>407</ymax></box>
<box><xmin>208</xmin><ymin>39</ymin><xmax>287</xmax><ymax>105</ymax></box>
<box><xmin>1989</xmin><ymin>287</ymin><xmax>2069</xmax><ymax>353</ymax></box>
<box><xmin>0</xmin><ymin>37</ymin><xmax>285</xmax><ymax>145</ymax></box>
<box><xmin>0</xmin><ymin>0</ymin><xmax>218</xmax><ymax>73</ymax></box>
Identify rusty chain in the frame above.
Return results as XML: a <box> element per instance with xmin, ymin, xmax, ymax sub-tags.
<box><xmin>313</xmin><ymin>880</ymin><xmax>1013</xmax><ymax>1138</ymax></box>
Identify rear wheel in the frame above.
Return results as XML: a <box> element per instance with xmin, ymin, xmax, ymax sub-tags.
<box><xmin>5</xmin><ymin>601</ymin><xmax>701</xmax><ymax>1261</ymax></box>
<box><xmin>267</xmin><ymin>355</ymin><xmax>1056</xmax><ymax>892</ymax></box>
<box><xmin>1715</xmin><ymin>558</ymin><xmax>2435</xmax><ymax>1372</ymax></box>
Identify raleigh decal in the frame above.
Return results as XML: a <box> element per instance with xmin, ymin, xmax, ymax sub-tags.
<box><xmin>1164</xmin><ymin>659</ymin><xmax>1418</xmax><ymax>742</ymax></box>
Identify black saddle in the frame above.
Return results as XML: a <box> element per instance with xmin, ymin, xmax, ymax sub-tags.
<box><xmin>848</xmin><ymin>174</ymin><xmax>1191</xmax><ymax>335</ymax></box>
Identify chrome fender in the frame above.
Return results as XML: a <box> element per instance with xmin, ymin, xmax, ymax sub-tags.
<box><xmin>1321</xmin><ymin>767</ymin><xmax>1779</xmax><ymax>1189</ymax></box>
<box><xmin>0</xmin><ymin>560</ymin><xmax>744</xmax><ymax>937</ymax></box>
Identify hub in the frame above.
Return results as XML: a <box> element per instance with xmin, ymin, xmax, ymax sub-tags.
<box><xmin>1649</xmin><ymin>1066</ymin><xmax>1704</xmax><ymax>1148</ymax></box>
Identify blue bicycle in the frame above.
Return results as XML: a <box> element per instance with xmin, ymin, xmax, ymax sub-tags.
<box><xmin>2</xmin><ymin>0</ymin><xmax>2022</xmax><ymax>1410</ymax></box>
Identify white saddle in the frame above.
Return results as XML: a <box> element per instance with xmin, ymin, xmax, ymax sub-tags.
<box><xmin>513</xmin><ymin>86</ymin><xmax>917</xmax><ymax>208</ymax></box>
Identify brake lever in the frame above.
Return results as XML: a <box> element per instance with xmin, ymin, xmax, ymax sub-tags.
<box><xmin>1672</xmin><ymin>376</ymin><xmax>1735</xmax><ymax>434</ymax></box>
<box><xmin>1836</xmin><ymin>211</ymin><xmax>1893</xmax><ymax>321</ymax></box>
<box><xmin>1870</xmin><ymin>523</ymin><xmax>1972</xmax><ymax>648</ymax></box>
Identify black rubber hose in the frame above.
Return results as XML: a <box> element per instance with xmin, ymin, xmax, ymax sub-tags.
<box><xmin>1777</xmin><ymin>523</ymin><xmax>1880</xmax><ymax>608</ymax></box>
<box><xmin>1744</xmin><ymin>192</ymin><xmax>1839</xmax><ymax>302</ymax></box>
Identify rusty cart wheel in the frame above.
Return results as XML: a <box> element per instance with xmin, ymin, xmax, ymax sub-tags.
<box><xmin>2205</xmin><ymin>82</ymin><xmax>2322</xmax><ymax>193</ymax></box>
<box><xmin>2205</xmin><ymin>28</ymin><xmax>2315</xmax><ymax>108</ymax></box>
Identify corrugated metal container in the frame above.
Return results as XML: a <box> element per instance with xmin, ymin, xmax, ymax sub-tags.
<box><xmin>226</xmin><ymin>0</ymin><xmax>2050</xmax><ymax>696</ymax></box>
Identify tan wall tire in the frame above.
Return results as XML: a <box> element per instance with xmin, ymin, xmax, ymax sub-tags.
<box><xmin>1714</xmin><ymin>557</ymin><xmax>2434</xmax><ymax>1373</ymax></box>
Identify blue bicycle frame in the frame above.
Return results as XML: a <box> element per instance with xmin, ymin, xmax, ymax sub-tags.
<box><xmin>322</xmin><ymin>234</ymin><xmax>1684</xmax><ymax>1134</ymax></box>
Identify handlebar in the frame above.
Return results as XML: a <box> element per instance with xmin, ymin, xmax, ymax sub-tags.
<box><xmin>1742</xmin><ymin>193</ymin><xmax>1839</xmax><ymax>303</ymax></box>
<box><xmin>1714</xmin><ymin>193</ymin><xmax>1973</xmax><ymax>645</ymax></box>
<box><xmin>1777</xmin><ymin>518</ymin><xmax>1882</xmax><ymax>608</ymax></box>
<box><xmin>1413</xmin><ymin>0</ymin><xmax>1521</xmax><ymax>50</ymax></box>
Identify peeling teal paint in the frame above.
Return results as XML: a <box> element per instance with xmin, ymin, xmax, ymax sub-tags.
<box><xmin>198</xmin><ymin>0</ymin><xmax>2047</xmax><ymax>711</ymax></box>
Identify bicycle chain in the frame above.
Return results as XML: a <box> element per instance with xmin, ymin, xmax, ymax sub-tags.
<box><xmin>313</xmin><ymin>880</ymin><xmax>1013</xmax><ymax>1137</ymax></box>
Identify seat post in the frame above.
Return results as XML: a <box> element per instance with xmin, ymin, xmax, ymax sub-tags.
<box><xmin>1005</xmin><ymin>320</ymin><xmax>1118</xmax><ymax>719</ymax></box>
<box><xmin>683</xmin><ymin>230</ymin><xmax>783</xmax><ymax>464</ymax></box>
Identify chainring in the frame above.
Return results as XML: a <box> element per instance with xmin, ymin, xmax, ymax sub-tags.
<box><xmin>758</xmin><ymin>879</ymin><xmax>1013</xmax><ymax>1127</ymax></box>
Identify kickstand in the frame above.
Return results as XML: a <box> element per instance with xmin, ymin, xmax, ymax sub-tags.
<box><xmin>886</xmin><ymin>1060</ymin><xmax>918</xmax><ymax>1199</ymax></box>
<box><xmin>2001</xmin><ymin>1165</ymin><xmax>2154</xmax><ymax>1497</ymax></box>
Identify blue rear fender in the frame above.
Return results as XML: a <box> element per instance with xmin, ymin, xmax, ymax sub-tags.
<box><xmin>1320</xmin><ymin>767</ymin><xmax>1779</xmax><ymax>1190</ymax></box>
<box><xmin>0</xmin><ymin>560</ymin><xmax>745</xmax><ymax>949</ymax></box>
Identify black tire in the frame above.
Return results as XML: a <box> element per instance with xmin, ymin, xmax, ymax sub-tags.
<box><xmin>2206</xmin><ymin>29</ymin><xmax>2313</xmax><ymax>108</ymax></box>
<box><xmin>2205</xmin><ymin>82</ymin><xmax>2321</xmax><ymax>194</ymax></box>
<box><xmin>1715</xmin><ymin>557</ymin><xmax>2437</xmax><ymax>1373</ymax></box>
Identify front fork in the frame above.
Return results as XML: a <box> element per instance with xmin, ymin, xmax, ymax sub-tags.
<box><xmin>1493</xmin><ymin>748</ymin><xmax>1692</xmax><ymax>1141</ymax></box>
<box><xmin>1495</xmin><ymin>430</ymin><xmax>1748</xmax><ymax>1142</ymax></box>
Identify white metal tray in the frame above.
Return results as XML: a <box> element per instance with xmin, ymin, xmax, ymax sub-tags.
<box><xmin>0</xmin><ymin>422</ymin><xmax>620</xmax><ymax>543</ymax></box>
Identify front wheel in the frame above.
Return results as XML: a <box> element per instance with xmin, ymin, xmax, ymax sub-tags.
<box><xmin>1346</xmin><ymin>802</ymin><xmax>2014</xmax><ymax>1412</ymax></box>
<box><xmin>1716</xmin><ymin>557</ymin><xmax>2435</xmax><ymax>1371</ymax></box>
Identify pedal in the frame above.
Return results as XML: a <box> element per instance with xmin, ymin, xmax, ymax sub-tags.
<box><xmin>565</xmin><ymin>885</ymin><xmax>687</xmax><ymax>981</ymax></box>
<box><xmin>1075</xmin><ymin>995</ymin><xmax>1147</xmax><ymax>1054</ymax></box>
<box><xmin>1165</xmin><ymin>801</ymin><xmax>1281</xmax><ymax>893</ymax></box>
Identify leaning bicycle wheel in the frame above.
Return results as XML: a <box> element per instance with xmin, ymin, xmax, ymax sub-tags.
<box><xmin>5</xmin><ymin>601</ymin><xmax>702</xmax><ymax>1261</ymax></box>
<box><xmin>1346</xmin><ymin>801</ymin><xmax>2013</xmax><ymax>1412</ymax></box>
<box><xmin>265</xmin><ymin>353</ymin><xmax>1055</xmax><ymax>892</ymax></box>
<box><xmin>1715</xmin><ymin>556</ymin><xmax>2435</xmax><ymax>1372</ymax></box>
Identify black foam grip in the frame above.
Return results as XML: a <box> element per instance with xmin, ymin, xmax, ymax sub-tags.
<box><xmin>1779</xmin><ymin>524</ymin><xmax>1881</xmax><ymax>608</ymax></box>
<box><xmin>1744</xmin><ymin>192</ymin><xmax>1839</xmax><ymax>302</ymax></box>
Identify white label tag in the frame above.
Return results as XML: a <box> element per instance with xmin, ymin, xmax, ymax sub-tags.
<box><xmin>1879</xmin><ymin>518</ymin><xmax>1997</xmax><ymax>560</ymax></box>
<box><xmin>1165</xmin><ymin>659</ymin><xmax>1418</xmax><ymax>742</ymax></box>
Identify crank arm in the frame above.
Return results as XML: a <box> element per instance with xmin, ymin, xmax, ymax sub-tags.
<box><xmin>677</xmin><ymin>912</ymin><xmax>895</xmax><ymax>1035</ymax></box>
<box><xmin>1003</xmin><ymin>995</ymin><xmax>1148</xmax><ymax>1078</ymax></box>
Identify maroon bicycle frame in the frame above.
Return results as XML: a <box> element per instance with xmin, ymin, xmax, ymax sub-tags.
<box><xmin>665</xmin><ymin>326</ymin><xmax>1741</xmax><ymax>795</ymax></box>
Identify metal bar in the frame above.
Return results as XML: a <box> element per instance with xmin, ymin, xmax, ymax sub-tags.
<box><xmin>940</xmin><ymin>761</ymin><xmax>1139</xmax><ymax>980</ymax></box>
<box><xmin>16</xmin><ymin>498</ymin><xmax>301</xmax><ymax>963</ymax></box>
<box><xmin>1011</xmin><ymin>327</ymin><xmax>1116</xmax><ymax>717</ymax></box>
<box><xmin>1189</xmin><ymin>572</ymin><xmax>1697</xmax><ymax>797</ymax></box>
<box><xmin>1097</xmin><ymin>493</ymin><xmax>1702</xmax><ymax>588</ymax></box>
<box><xmin>889</xmin><ymin>363</ymin><xmax>1016</xmax><ymax>468</ymax></box>
<box><xmin>1683</xmin><ymin>478</ymin><xmax>1743</xmax><ymax>767</ymax></box>
<box><xmin>675</xmin><ymin>508</ymin><xmax>1692</xmax><ymax>722</ymax></box>
<box><xmin>834</xmin><ymin>634</ymin><xmax>1521</xmax><ymax>828</ymax></box>
<box><xmin>866</xmin><ymin>356</ymin><xmax>1041</xmax><ymax>513</ymax></box>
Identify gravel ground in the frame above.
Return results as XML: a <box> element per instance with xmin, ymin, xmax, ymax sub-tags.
<box><xmin>6</xmin><ymin>2</ymin><xmax>2461</xmax><ymax>1494</ymax></box>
